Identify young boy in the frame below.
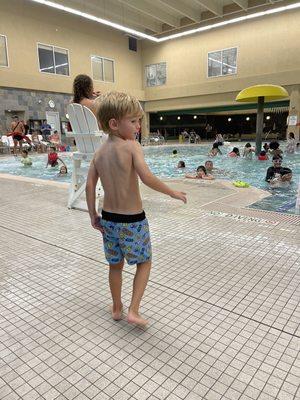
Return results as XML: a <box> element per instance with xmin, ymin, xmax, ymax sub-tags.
<box><xmin>86</xmin><ymin>91</ymin><xmax>187</xmax><ymax>326</ymax></box>
<box><xmin>20</xmin><ymin>149</ymin><xmax>32</xmax><ymax>166</ymax></box>
<box><xmin>46</xmin><ymin>146</ymin><xmax>66</xmax><ymax>169</ymax></box>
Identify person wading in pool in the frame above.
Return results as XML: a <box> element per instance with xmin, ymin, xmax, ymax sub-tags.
<box><xmin>265</xmin><ymin>156</ymin><xmax>292</xmax><ymax>186</ymax></box>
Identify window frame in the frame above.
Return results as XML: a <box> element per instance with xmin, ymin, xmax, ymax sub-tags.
<box><xmin>0</xmin><ymin>34</ymin><xmax>9</xmax><ymax>68</ymax></box>
<box><xmin>90</xmin><ymin>55</ymin><xmax>115</xmax><ymax>83</ymax></box>
<box><xmin>37</xmin><ymin>42</ymin><xmax>70</xmax><ymax>76</ymax></box>
<box><xmin>145</xmin><ymin>62</ymin><xmax>167</xmax><ymax>87</ymax></box>
<box><xmin>207</xmin><ymin>46</ymin><xmax>238</xmax><ymax>78</ymax></box>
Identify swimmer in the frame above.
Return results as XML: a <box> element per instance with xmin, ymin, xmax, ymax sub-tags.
<box><xmin>185</xmin><ymin>165</ymin><xmax>214</xmax><ymax>180</ymax></box>
<box><xmin>243</xmin><ymin>143</ymin><xmax>255</xmax><ymax>159</ymax></box>
<box><xmin>20</xmin><ymin>149</ymin><xmax>32</xmax><ymax>166</ymax></box>
<box><xmin>172</xmin><ymin>149</ymin><xmax>178</xmax><ymax>157</ymax></box>
<box><xmin>58</xmin><ymin>165</ymin><xmax>68</xmax><ymax>175</ymax></box>
<box><xmin>269</xmin><ymin>141</ymin><xmax>283</xmax><ymax>158</ymax></box>
<box><xmin>204</xmin><ymin>160</ymin><xmax>214</xmax><ymax>172</ymax></box>
<box><xmin>258</xmin><ymin>150</ymin><xmax>268</xmax><ymax>161</ymax></box>
<box><xmin>46</xmin><ymin>146</ymin><xmax>67</xmax><ymax>169</ymax></box>
<box><xmin>177</xmin><ymin>160</ymin><xmax>185</xmax><ymax>168</ymax></box>
<box><xmin>265</xmin><ymin>156</ymin><xmax>292</xmax><ymax>186</ymax></box>
<box><xmin>208</xmin><ymin>143</ymin><xmax>222</xmax><ymax>157</ymax></box>
<box><xmin>228</xmin><ymin>147</ymin><xmax>240</xmax><ymax>157</ymax></box>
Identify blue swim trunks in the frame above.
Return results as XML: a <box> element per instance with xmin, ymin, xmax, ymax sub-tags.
<box><xmin>101</xmin><ymin>210</ymin><xmax>152</xmax><ymax>265</ymax></box>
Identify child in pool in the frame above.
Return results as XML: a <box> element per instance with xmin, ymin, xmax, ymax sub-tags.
<box><xmin>46</xmin><ymin>146</ymin><xmax>66</xmax><ymax>169</ymax></box>
<box><xmin>286</xmin><ymin>132</ymin><xmax>296</xmax><ymax>154</ymax></box>
<box><xmin>20</xmin><ymin>149</ymin><xmax>32</xmax><ymax>166</ymax></box>
<box><xmin>185</xmin><ymin>165</ymin><xmax>214</xmax><ymax>180</ymax></box>
<box><xmin>172</xmin><ymin>149</ymin><xmax>178</xmax><ymax>157</ymax></box>
<box><xmin>208</xmin><ymin>143</ymin><xmax>222</xmax><ymax>157</ymax></box>
<box><xmin>258</xmin><ymin>150</ymin><xmax>268</xmax><ymax>161</ymax></box>
<box><xmin>269</xmin><ymin>141</ymin><xmax>283</xmax><ymax>158</ymax></box>
<box><xmin>177</xmin><ymin>160</ymin><xmax>185</xmax><ymax>168</ymax></box>
<box><xmin>228</xmin><ymin>147</ymin><xmax>240</xmax><ymax>157</ymax></box>
<box><xmin>58</xmin><ymin>165</ymin><xmax>68</xmax><ymax>175</ymax></box>
<box><xmin>243</xmin><ymin>143</ymin><xmax>255</xmax><ymax>159</ymax></box>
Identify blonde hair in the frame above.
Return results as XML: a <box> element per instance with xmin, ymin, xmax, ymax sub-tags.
<box><xmin>95</xmin><ymin>91</ymin><xmax>143</xmax><ymax>133</ymax></box>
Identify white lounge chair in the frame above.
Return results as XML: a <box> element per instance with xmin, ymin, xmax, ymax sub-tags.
<box><xmin>66</xmin><ymin>103</ymin><xmax>107</xmax><ymax>209</ymax></box>
<box><xmin>1</xmin><ymin>135</ymin><xmax>14</xmax><ymax>151</ymax></box>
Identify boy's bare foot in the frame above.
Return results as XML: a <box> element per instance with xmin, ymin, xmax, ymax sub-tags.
<box><xmin>110</xmin><ymin>304</ymin><xmax>123</xmax><ymax>321</ymax></box>
<box><xmin>127</xmin><ymin>310</ymin><xmax>148</xmax><ymax>326</ymax></box>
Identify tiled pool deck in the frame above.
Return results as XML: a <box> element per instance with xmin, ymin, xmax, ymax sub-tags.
<box><xmin>0</xmin><ymin>176</ymin><xmax>299</xmax><ymax>400</ymax></box>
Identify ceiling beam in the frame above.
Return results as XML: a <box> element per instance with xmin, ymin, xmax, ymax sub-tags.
<box><xmin>63</xmin><ymin>0</ymin><xmax>162</xmax><ymax>33</ymax></box>
<box><xmin>118</xmin><ymin>0</ymin><xmax>180</xmax><ymax>27</ymax></box>
<box><xmin>232</xmin><ymin>0</ymin><xmax>248</xmax><ymax>10</ymax></box>
<box><xmin>194</xmin><ymin>0</ymin><xmax>223</xmax><ymax>16</ymax></box>
<box><xmin>159</xmin><ymin>0</ymin><xmax>202</xmax><ymax>22</ymax></box>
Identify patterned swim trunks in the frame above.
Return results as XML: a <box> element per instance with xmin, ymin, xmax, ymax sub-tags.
<box><xmin>101</xmin><ymin>210</ymin><xmax>152</xmax><ymax>265</ymax></box>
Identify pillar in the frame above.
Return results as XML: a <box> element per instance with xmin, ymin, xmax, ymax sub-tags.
<box><xmin>287</xmin><ymin>85</ymin><xmax>300</xmax><ymax>141</ymax></box>
<box><xmin>141</xmin><ymin>111</ymin><xmax>150</xmax><ymax>138</ymax></box>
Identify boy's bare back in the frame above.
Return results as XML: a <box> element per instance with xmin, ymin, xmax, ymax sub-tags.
<box><xmin>93</xmin><ymin>136</ymin><xmax>143</xmax><ymax>215</ymax></box>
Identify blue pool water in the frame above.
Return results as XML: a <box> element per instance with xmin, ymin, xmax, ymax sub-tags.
<box><xmin>0</xmin><ymin>144</ymin><xmax>299</xmax><ymax>213</ymax></box>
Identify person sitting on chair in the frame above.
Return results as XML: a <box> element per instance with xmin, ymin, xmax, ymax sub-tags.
<box><xmin>72</xmin><ymin>74</ymin><xmax>101</xmax><ymax>115</ymax></box>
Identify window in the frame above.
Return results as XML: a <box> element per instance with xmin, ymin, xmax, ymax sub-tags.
<box><xmin>145</xmin><ymin>62</ymin><xmax>166</xmax><ymax>87</ymax></box>
<box><xmin>91</xmin><ymin>56</ymin><xmax>114</xmax><ymax>82</ymax></box>
<box><xmin>38</xmin><ymin>43</ymin><xmax>69</xmax><ymax>75</ymax></box>
<box><xmin>0</xmin><ymin>35</ymin><xmax>8</xmax><ymax>67</ymax></box>
<box><xmin>208</xmin><ymin>47</ymin><xmax>237</xmax><ymax>77</ymax></box>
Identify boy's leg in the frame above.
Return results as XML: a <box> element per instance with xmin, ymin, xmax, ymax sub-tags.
<box><xmin>127</xmin><ymin>260</ymin><xmax>151</xmax><ymax>326</ymax></box>
<box><xmin>109</xmin><ymin>260</ymin><xmax>124</xmax><ymax>320</ymax></box>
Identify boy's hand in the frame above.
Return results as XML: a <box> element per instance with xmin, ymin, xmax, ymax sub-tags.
<box><xmin>170</xmin><ymin>191</ymin><xmax>187</xmax><ymax>203</ymax></box>
<box><xmin>91</xmin><ymin>214</ymin><xmax>104</xmax><ymax>233</ymax></box>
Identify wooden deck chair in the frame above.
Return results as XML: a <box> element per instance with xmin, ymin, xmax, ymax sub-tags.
<box><xmin>66</xmin><ymin>103</ymin><xmax>107</xmax><ymax>209</ymax></box>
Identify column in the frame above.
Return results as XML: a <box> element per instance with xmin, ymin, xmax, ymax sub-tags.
<box><xmin>287</xmin><ymin>85</ymin><xmax>300</xmax><ymax>141</ymax></box>
<box><xmin>141</xmin><ymin>111</ymin><xmax>150</xmax><ymax>138</ymax></box>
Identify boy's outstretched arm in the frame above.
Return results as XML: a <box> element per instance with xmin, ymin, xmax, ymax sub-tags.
<box><xmin>132</xmin><ymin>142</ymin><xmax>187</xmax><ymax>203</ymax></box>
<box><xmin>86</xmin><ymin>161</ymin><xmax>103</xmax><ymax>231</ymax></box>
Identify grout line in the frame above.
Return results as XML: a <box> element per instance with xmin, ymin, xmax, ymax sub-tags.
<box><xmin>1</xmin><ymin>224</ymin><xmax>299</xmax><ymax>340</ymax></box>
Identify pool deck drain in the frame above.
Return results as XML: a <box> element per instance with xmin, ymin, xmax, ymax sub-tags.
<box><xmin>0</xmin><ymin>176</ymin><xmax>299</xmax><ymax>400</ymax></box>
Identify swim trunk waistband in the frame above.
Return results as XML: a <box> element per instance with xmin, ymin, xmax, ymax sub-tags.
<box><xmin>101</xmin><ymin>210</ymin><xmax>145</xmax><ymax>223</ymax></box>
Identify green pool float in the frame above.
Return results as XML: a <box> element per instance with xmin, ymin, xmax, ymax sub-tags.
<box><xmin>233</xmin><ymin>180</ymin><xmax>250</xmax><ymax>188</ymax></box>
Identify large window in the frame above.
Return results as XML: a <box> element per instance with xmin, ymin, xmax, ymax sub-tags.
<box><xmin>145</xmin><ymin>62</ymin><xmax>166</xmax><ymax>87</ymax></box>
<box><xmin>91</xmin><ymin>56</ymin><xmax>114</xmax><ymax>82</ymax></box>
<box><xmin>38</xmin><ymin>43</ymin><xmax>69</xmax><ymax>75</ymax></box>
<box><xmin>208</xmin><ymin>47</ymin><xmax>237</xmax><ymax>77</ymax></box>
<box><xmin>0</xmin><ymin>35</ymin><xmax>8</xmax><ymax>67</ymax></box>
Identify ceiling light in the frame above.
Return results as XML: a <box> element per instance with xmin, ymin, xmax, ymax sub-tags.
<box><xmin>228</xmin><ymin>117</ymin><xmax>232</xmax><ymax>122</ymax></box>
<box><xmin>28</xmin><ymin>0</ymin><xmax>300</xmax><ymax>43</ymax></box>
<box><xmin>29</xmin><ymin>0</ymin><xmax>158</xmax><ymax>41</ymax></box>
<box><xmin>246</xmin><ymin>117</ymin><xmax>250</xmax><ymax>121</ymax></box>
<box><xmin>193</xmin><ymin>115</ymin><xmax>197</xmax><ymax>119</ymax></box>
<box><xmin>266</xmin><ymin>115</ymin><xmax>271</xmax><ymax>120</ymax></box>
<box><xmin>177</xmin><ymin>116</ymin><xmax>181</xmax><ymax>120</ymax></box>
<box><xmin>157</xmin><ymin>3</ymin><xmax>300</xmax><ymax>42</ymax></box>
<box><xmin>159</xmin><ymin>116</ymin><xmax>163</xmax><ymax>120</ymax></box>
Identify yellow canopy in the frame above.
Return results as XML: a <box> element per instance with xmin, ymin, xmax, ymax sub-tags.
<box><xmin>236</xmin><ymin>85</ymin><xmax>289</xmax><ymax>102</ymax></box>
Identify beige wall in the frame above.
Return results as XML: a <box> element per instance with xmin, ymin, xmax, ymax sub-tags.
<box><xmin>0</xmin><ymin>0</ymin><xmax>144</xmax><ymax>99</ymax></box>
<box><xmin>142</xmin><ymin>9</ymin><xmax>300</xmax><ymax>112</ymax></box>
<box><xmin>1</xmin><ymin>1</ymin><xmax>300</xmax><ymax>118</ymax></box>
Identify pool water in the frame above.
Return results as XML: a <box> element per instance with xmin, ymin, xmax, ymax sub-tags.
<box><xmin>0</xmin><ymin>144</ymin><xmax>299</xmax><ymax>213</ymax></box>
